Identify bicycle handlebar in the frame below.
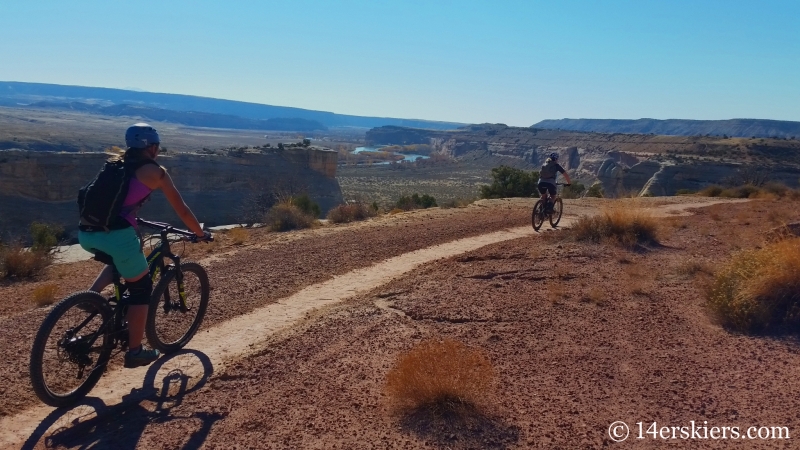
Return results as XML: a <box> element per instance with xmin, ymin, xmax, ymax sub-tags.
<box><xmin>136</xmin><ymin>218</ymin><xmax>214</xmax><ymax>242</ymax></box>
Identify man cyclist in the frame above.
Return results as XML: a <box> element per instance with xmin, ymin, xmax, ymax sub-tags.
<box><xmin>538</xmin><ymin>152</ymin><xmax>572</xmax><ymax>212</ymax></box>
<box><xmin>78</xmin><ymin>123</ymin><xmax>211</xmax><ymax>368</ymax></box>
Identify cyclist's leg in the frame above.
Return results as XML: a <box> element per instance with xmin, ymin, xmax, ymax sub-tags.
<box><xmin>537</xmin><ymin>183</ymin><xmax>549</xmax><ymax>203</ymax></box>
<box><xmin>89</xmin><ymin>265</ymin><xmax>114</xmax><ymax>293</ymax></box>
<box><xmin>124</xmin><ymin>270</ymin><xmax>150</xmax><ymax>349</ymax></box>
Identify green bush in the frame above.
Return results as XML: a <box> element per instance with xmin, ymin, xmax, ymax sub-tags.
<box><xmin>479</xmin><ymin>166</ymin><xmax>540</xmax><ymax>199</ymax></box>
<box><xmin>396</xmin><ymin>193</ymin><xmax>437</xmax><ymax>211</ymax></box>
<box><xmin>561</xmin><ymin>182</ymin><xmax>586</xmax><ymax>199</ymax></box>
<box><xmin>585</xmin><ymin>184</ymin><xmax>604</xmax><ymax>198</ymax></box>
<box><xmin>30</xmin><ymin>222</ymin><xmax>64</xmax><ymax>253</ymax></box>
<box><xmin>291</xmin><ymin>194</ymin><xmax>321</xmax><ymax>218</ymax></box>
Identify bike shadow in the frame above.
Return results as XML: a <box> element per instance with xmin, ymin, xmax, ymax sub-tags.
<box><xmin>21</xmin><ymin>349</ymin><xmax>222</xmax><ymax>450</ymax></box>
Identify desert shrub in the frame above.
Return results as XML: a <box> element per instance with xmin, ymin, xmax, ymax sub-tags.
<box><xmin>584</xmin><ymin>183</ymin><xmax>604</xmax><ymax>198</ymax></box>
<box><xmin>263</xmin><ymin>202</ymin><xmax>316</xmax><ymax>232</ymax></box>
<box><xmin>707</xmin><ymin>238</ymin><xmax>800</xmax><ymax>333</ymax></box>
<box><xmin>699</xmin><ymin>185</ymin><xmax>723</xmax><ymax>197</ymax></box>
<box><xmin>389</xmin><ymin>208</ymin><xmax>404</xmax><ymax>215</ymax></box>
<box><xmin>227</xmin><ymin>227</ymin><xmax>249</xmax><ymax>245</ymax></box>
<box><xmin>326</xmin><ymin>202</ymin><xmax>377</xmax><ymax>223</ymax></box>
<box><xmin>720</xmin><ymin>185</ymin><xmax>760</xmax><ymax>198</ymax></box>
<box><xmin>395</xmin><ymin>193</ymin><xmax>437</xmax><ymax>211</ymax></box>
<box><xmin>291</xmin><ymin>194</ymin><xmax>321</xmax><ymax>218</ymax></box>
<box><xmin>440</xmin><ymin>197</ymin><xmax>477</xmax><ymax>209</ymax></box>
<box><xmin>384</xmin><ymin>339</ymin><xmax>494</xmax><ymax>411</ymax></box>
<box><xmin>479</xmin><ymin>166</ymin><xmax>540</xmax><ymax>199</ymax></box>
<box><xmin>30</xmin><ymin>222</ymin><xmax>64</xmax><ymax>253</ymax></box>
<box><xmin>675</xmin><ymin>189</ymin><xmax>695</xmax><ymax>196</ymax></box>
<box><xmin>762</xmin><ymin>182</ymin><xmax>790</xmax><ymax>197</ymax></box>
<box><xmin>561</xmin><ymin>182</ymin><xmax>586</xmax><ymax>199</ymax></box>
<box><xmin>32</xmin><ymin>283</ymin><xmax>59</xmax><ymax>307</ymax></box>
<box><xmin>1</xmin><ymin>245</ymin><xmax>52</xmax><ymax>279</ymax></box>
<box><xmin>569</xmin><ymin>208</ymin><xmax>659</xmax><ymax>248</ymax></box>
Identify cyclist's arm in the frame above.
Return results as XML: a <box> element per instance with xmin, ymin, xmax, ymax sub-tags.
<box><xmin>139</xmin><ymin>165</ymin><xmax>204</xmax><ymax>237</ymax></box>
<box><xmin>558</xmin><ymin>166</ymin><xmax>572</xmax><ymax>185</ymax></box>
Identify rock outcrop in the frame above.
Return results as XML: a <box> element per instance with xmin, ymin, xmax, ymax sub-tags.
<box><xmin>367</xmin><ymin>124</ymin><xmax>800</xmax><ymax>197</ymax></box>
<box><xmin>0</xmin><ymin>148</ymin><xmax>342</xmax><ymax>239</ymax></box>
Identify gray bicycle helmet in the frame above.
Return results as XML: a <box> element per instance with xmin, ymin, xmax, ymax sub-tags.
<box><xmin>125</xmin><ymin>123</ymin><xmax>160</xmax><ymax>149</ymax></box>
<box><xmin>549</xmin><ymin>152</ymin><xmax>559</xmax><ymax>161</ymax></box>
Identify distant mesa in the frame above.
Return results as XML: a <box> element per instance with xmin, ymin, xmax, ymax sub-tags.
<box><xmin>24</xmin><ymin>101</ymin><xmax>328</xmax><ymax>132</ymax></box>
<box><xmin>534</xmin><ymin>118</ymin><xmax>800</xmax><ymax>139</ymax></box>
<box><xmin>0</xmin><ymin>81</ymin><xmax>465</xmax><ymax>131</ymax></box>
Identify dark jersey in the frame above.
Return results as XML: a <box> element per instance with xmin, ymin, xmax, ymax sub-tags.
<box><xmin>539</xmin><ymin>161</ymin><xmax>566</xmax><ymax>185</ymax></box>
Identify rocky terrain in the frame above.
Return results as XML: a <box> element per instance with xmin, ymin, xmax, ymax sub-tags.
<box><xmin>1</xmin><ymin>196</ymin><xmax>799</xmax><ymax>449</ymax></box>
<box><xmin>0</xmin><ymin>147</ymin><xmax>342</xmax><ymax>240</ymax></box>
<box><xmin>367</xmin><ymin>124</ymin><xmax>800</xmax><ymax>196</ymax></box>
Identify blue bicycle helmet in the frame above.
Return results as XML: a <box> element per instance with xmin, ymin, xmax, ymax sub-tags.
<box><xmin>549</xmin><ymin>152</ymin><xmax>559</xmax><ymax>161</ymax></box>
<box><xmin>125</xmin><ymin>123</ymin><xmax>160</xmax><ymax>149</ymax></box>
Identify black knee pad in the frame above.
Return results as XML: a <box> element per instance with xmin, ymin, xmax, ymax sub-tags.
<box><xmin>127</xmin><ymin>276</ymin><xmax>153</xmax><ymax>305</ymax></box>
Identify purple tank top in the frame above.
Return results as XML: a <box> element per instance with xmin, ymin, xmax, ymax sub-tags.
<box><xmin>119</xmin><ymin>177</ymin><xmax>153</xmax><ymax>227</ymax></box>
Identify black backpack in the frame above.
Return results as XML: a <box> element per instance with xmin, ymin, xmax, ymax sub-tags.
<box><xmin>78</xmin><ymin>159</ymin><xmax>157</xmax><ymax>230</ymax></box>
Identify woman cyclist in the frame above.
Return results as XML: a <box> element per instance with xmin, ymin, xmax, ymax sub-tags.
<box><xmin>78</xmin><ymin>123</ymin><xmax>211</xmax><ymax>368</ymax></box>
<box><xmin>538</xmin><ymin>152</ymin><xmax>572</xmax><ymax>212</ymax></box>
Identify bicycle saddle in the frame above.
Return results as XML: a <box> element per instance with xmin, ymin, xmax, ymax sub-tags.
<box><xmin>92</xmin><ymin>250</ymin><xmax>114</xmax><ymax>266</ymax></box>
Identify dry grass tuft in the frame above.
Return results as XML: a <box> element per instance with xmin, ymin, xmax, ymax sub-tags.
<box><xmin>263</xmin><ymin>202</ymin><xmax>317</xmax><ymax>232</ymax></box>
<box><xmin>1</xmin><ymin>245</ymin><xmax>52</xmax><ymax>280</ymax></box>
<box><xmin>227</xmin><ymin>227</ymin><xmax>249</xmax><ymax>245</ymax></box>
<box><xmin>581</xmin><ymin>287</ymin><xmax>606</xmax><ymax>305</ymax></box>
<box><xmin>675</xmin><ymin>260</ymin><xmax>714</xmax><ymax>278</ymax></box>
<box><xmin>569</xmin><ymin>207</ymin><xmax>659</xmax><ymax>248</ymax></box>
<box><xmin>326</xmin><ymin>202</ymin><xmax>377</xmax><ymax>224</ymax></box>
<box><xmin>707</xmin><ymin>238</ymin><xmax>800</xmax><ymax>333</ymax></box>
<box><xmin>32</xmin><ymin>283</ymin><xmax>59</xmax><ymax>307</ymax></box>
<box><xmin>385</xmin><ymin>339</ymin><xmax>494</xmax><ymax>412</ymax></box>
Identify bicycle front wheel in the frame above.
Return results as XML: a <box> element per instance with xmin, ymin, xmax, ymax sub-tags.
<box><xmin>146</xmin><ymin>262</ymin><xmax>210</xmax><ymax>354</ymax></box>
<box><xmin>30</xmin><ymin>291</ymin><xmax>113</xmax><ymax>407</ymax></box>
<box><xmin>549</xmin><ymin>198</ymin><xmax>563</xmax><ymax>228</ymax></box>
<box><xmin>532</xmin><ymin>200</ymin><xmax>545</xmax><ymax>231</ymax></box>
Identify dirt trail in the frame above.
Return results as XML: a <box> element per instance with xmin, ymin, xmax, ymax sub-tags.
<box><xmin>0</xmin><ymin>198</ymin><xmax>740</xmax><ymax>448</ymax></box>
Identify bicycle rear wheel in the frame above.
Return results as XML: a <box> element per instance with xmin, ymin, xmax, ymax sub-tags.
<box><xmin>531</xmin><ymin>200</ymin><xmax>545</xmax><ymax>231</ymax></box>
<box><xmin>146</xmin><ymin>262</ymin><xmax>210</xmax><ymax>354</ymax></box>
<box><xmin>30</xmin><ymin>291</ymin><xmax>113</xmax><ymax>407</ymax></box>
<box><xmin>549</xmin><ymin>198</ymin><xmax>563</xmax><ymax>228</ymax></box>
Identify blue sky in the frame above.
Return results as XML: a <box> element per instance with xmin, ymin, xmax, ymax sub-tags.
<box><xmin>1</xmin><ymin>0</ymin><xmax>798</xmax><ymax>126</ymax></box>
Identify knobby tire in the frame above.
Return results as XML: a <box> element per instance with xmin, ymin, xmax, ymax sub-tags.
<box><xmin>30</xmin><ymin>291</ymin><xmax>113</xmax><ymax>408</ymax></box>
<box><xmin>532</xmin><ymin>200</ymin><xmax>545</xmax><ymax>231</ymax></box>
<box><xmin>549</xmin><ymin>198</ymin><xmax>563</xmax><ymax>228</ymax></box>
<box><xmin>146</xmin><ymin>262</ymin><xmax>210</xmax><ymax>354</ymax></box>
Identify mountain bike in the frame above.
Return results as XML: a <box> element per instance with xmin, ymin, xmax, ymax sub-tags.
<box><xmin>30</xmin><ymin>218</ymin><xmax>212</xmax><ymax>408</ymax></box>
<box><xmin>532</xmin><ymin>183</ymin><xmax>568</xmax><ymax>231</ymax></box>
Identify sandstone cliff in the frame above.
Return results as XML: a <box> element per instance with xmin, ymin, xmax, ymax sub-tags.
<box><xmin>367</xmin><ymin>125</ymin><xmax>800</xmax><ymax>197</ymax></box>
<box><xmin>0</xmin><ymin>148</ymin><xmax>341</xmax><ymax>239</ymax></box>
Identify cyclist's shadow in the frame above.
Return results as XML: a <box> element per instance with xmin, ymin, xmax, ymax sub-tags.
<box><xmin>22</xmin><ymin>349</ymin><xmax>222</xmax><ymax>450</ymax></box>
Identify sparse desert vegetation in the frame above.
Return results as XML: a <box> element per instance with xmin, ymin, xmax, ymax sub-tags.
<box><xmin>707</xmin><ymin>238</ymin><xmax>800</xmax><ymax>333</ymax></box>
<box><xmin>385</xmin><ymin>339</ymin><xmax>494</xmax><ymax>412</ymax></box>
<box><xmin>326</xmin><ymin>201</ymin><xmax>378</xmax><ymax>223</ymax></box>
<box><xmin>568</xmin><ymin>207</ymin><xmax>659</xmax><ymax>247</ymax></box>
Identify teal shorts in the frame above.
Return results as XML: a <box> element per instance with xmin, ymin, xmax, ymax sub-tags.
<box><xmin>79</xmin><ymin>227</ymin><xmax>149</xmax><ymax>279</ymax></box>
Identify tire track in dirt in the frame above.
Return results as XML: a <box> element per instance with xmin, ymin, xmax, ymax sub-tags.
<box><xmin>0</xmin><ymin>198</ymin><xmax>741</xmax><ymax>448</ymax></box>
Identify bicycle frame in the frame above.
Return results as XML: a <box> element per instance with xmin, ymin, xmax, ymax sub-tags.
<box><xmin>90</xmin><ymin>220</ymin><xmax>194</xmax><ymax>356</ymax></box>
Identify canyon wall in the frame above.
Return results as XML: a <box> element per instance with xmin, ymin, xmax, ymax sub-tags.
<box><xmin>368</xmin><ymin>125</ymin><xmax>800</xmax><ymax>197</ymax></box>
<box><xmin>0</xmin><ymin>147</ymin><xmax>341</xmax><ymax>239</ymax></box>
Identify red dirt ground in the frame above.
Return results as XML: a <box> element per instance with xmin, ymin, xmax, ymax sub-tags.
<box><xmin>3</xmin><ymin>197</ymin><xmax>800</xmax><ymax>449</ymax></box>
